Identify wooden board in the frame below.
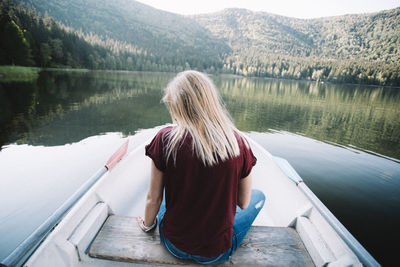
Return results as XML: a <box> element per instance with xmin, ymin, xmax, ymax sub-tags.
<box><xmin>89</xmin><ymin>216</ymin><xmax>314</xmax><ymax>266</ymax></box>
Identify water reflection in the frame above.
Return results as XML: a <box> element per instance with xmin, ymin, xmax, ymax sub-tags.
<box><xmin>215</xmin><ymin>77</ymin><xmax>400</xmax><ymax>160</ymax></box>
<box><xmin>1</xmin><ymin>71</ymin><xmax>399</xmax><ymax>159</ymax></box>
<box><xmin>0</xmin><ymin>71</ymin><xmax>173</xmax><ymax>147</ymax></box>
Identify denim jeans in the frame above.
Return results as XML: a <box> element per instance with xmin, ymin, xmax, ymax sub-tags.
<box><xmin>157</xmin><ymin>189</ymin><xmax>266</xmax><ymax>265</ymax></box>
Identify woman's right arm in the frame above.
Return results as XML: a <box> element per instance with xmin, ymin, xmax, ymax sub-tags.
<box><xmin>238</xmin><ymin>174</ymin><xmax>252</xmax><ymax>209</ymax></box>
<box><xmin>137</xmin><ymin>160</ymin><xmax>164</xmax><ymax>232</ymax></box>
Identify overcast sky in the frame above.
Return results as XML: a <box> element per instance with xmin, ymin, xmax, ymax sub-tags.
<box><xmin>135</xmin><ymin>0</ymin><xmax>400</xmax><ymax>18</ymax></box>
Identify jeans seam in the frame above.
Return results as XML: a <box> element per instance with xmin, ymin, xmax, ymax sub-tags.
<box><xmin>163</xmin><ymin>238</ymin><xmax>186</xmax><ymax>259</ymax></box>
<box><xmin>194</xmin><ymin>253</ymin><xmax>225</xmax><ymax>264</ymax></box>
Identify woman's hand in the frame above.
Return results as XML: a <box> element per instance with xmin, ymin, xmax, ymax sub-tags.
<box><xmin>137</xmin><ymin>216</ymin><xmax>157</xmax><ymax>232</ymax></box>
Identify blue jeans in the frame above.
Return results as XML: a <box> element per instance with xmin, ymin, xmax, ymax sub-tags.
<box><xmin>157</xmin><ymin>189</ymin><xmax>266</xmax><ymax>265</ymax></box>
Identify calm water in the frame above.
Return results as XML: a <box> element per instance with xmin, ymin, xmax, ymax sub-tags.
<box><xmin>0</xmin><ymin>70</ymin><xmax>399</xmax><ymax>265</ymax></box>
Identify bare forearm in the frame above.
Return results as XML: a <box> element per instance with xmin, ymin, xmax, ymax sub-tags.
<box><xmin>238</xmin><ymin>174</ymin><xmax>252</xmax><ymax>209</ymax></box>
<box><xmin>144</xmin><ymin>197</ymin><xmax>161</xmax><ymax>226</ymax></box>
<box><xmin>138</xmin><ymin>160</ymin><xmax>164</xmax><ymax>231</ymax></box>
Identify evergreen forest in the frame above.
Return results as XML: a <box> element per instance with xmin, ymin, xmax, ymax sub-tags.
<box><xmin>1</xmin><ymin>0</ymin><xmax>399</xmax><ymax>86</ymax></box>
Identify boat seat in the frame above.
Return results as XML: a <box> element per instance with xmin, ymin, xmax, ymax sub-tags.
<box><xmin>89</xmin><ymin>215</ymin><xmax>314</xmax><ymax>266</ymax></box>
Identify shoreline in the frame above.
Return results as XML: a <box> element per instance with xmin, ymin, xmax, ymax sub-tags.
<box><xmin>1</xmin><ymin>65</ymin><xmax>399</xmax><ymax>89</ymax></box>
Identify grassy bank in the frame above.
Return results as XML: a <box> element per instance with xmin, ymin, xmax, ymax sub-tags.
<box><xmin>0</xmin><ymin>66</ymin><xmax>41</xmax><ymax>82</ymax></box>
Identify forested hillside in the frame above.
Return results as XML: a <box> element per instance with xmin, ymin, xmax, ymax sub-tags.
<box><xmin>194</xmin><ymin>8</ymin><xmax>400</xmax><ymax>62</ymax></box>
<box><xmin>14</xmin><ymin>0</ymin><xmax>229</xmax><ymax>72</ymax></box>
<box><xmin>193</xmin><ymin>8</ymin><xmax>400</xmax><ymax>85</ymax></box>
<box><xmin>1</xmin><ymin>0</ymin><xmax>226</xmax><ymax>72</ymax></box>
<box><xmin>0</xmin><ymin>0</ymin><xmax>113</xmax><ymax>69</ymax></box>
<box><xmin>3</xmin><ymin>0</ymin><xmax>400</xmax><ymax>86</ymax></box>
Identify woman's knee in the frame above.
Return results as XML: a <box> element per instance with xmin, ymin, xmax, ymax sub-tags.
<box><xmin>251</xmin><ymin>189</ymin><xmax>266</xmax><ymax>209</ymax></box>
<box><xmin>251</xmin><ymin>189</ymin><xmax>265</xmax><ymax>201</ymax></box>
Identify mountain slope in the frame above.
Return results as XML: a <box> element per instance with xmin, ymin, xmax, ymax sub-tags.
<box><xmin>15</xmin><ymin>0</ymin><xmax>230</xmax><ymax>70</ymax></box>
<box><xmin>0</xmin><ymin>0</ymin><xmax>117</xmax><ymax>69</ymax></box>
<box><xmin>194</xmin><ymin>9</ymin><xmax>315</xmax><ymax>58</ymax></box>
<box><xmin>191</xmin><ymin>8</ymin><xmax>400</xmax><ymax>85</ymax></box>
<box><xmin>193</xmin><ymin>7</ymin><xmax>400</xmax><ymax>64</ymax></box>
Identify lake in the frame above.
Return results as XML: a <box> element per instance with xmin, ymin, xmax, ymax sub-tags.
<box><xmin>0</xmin><ymin>70</ymin><xmax>399</xmax><ymax>265</ymax></box>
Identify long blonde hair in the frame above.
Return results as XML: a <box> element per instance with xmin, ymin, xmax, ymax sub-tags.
<box><xmin>162</xmin><ymin>70</ymin><xmax>240</xmax><ymax>166</ymax></box>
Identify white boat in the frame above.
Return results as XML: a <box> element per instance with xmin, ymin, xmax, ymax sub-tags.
<box><xmin>1</xmin><ymin>127</ymin><xmax>380</xmax><ymax>267</ymax></box>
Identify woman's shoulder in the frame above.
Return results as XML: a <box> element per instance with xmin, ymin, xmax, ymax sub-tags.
<box><xmin>233</xmin><ymin>130</ymin><xmax>257</xmax><ymax>172</ymax></box>
<box><xmin>146</xmin><ymin>126</ymin><xmax>173</xmax><ymax>146</ymax></box>
<box><xmin>233</xmin><ymin>130</ymin><xmax>249</xmax><ymax>148</ymax></box>
<box><xmin>156</xmin><ymin>125</ymin><xmax>173</xmax><ymax>136</ymax></box>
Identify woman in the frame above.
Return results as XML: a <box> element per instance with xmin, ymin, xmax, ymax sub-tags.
<box><xmin>137</xmin><ymin>70</ymin><xmax>265</xmax><ymax>264</ymax></box>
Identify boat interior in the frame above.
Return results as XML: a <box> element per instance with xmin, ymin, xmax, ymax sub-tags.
<box><xmin>24</xmin><ymin>128</ymin><xmax>363</xmax><ymax>267</ymax></box>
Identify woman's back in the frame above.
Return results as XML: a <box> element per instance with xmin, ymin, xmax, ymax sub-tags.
<box><xmin>146</xmin><ymin>126</ymin><xmax>256</xmax><ymax>257</ymax></box>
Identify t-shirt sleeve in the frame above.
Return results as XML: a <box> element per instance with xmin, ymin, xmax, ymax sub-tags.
<box><xmin>241</xmin><ymin>138</ymin><xmax>257</xmax><ymax>178</ymax></box>
<box><xmin>145</xmin><ymin>129</ymin><xmax>167</xmax><ymax>172</ymax></box>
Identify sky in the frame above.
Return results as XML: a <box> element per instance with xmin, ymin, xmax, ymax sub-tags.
<box><xmin>135</xmin><ymin>0</ymin><xmax>400</xmax><ymax>18</ymax></box>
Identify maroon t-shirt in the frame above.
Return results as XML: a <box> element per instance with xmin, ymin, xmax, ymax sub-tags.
<box><xmin>145</xmin><ymin>126</ymin><xmax>257</xmax><ymax>257</ymax></box>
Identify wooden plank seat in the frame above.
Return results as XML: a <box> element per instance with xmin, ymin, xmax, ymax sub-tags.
<box><xmin>89</xmin><ymin>215</ymin><xmax>314</xmax><ymax>266</ymax></box>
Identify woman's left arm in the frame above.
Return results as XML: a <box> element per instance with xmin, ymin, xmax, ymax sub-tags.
<box><xmin>137</xmin><ymin>160</ymin><xmax>164</xmax><ymax>231</ymax></box>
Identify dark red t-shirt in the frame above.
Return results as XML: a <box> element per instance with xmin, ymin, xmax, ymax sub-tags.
<box><xmin>145</xmin><ymin>126</ymin><xmax>257</xmax><ymax>257</ymax></box>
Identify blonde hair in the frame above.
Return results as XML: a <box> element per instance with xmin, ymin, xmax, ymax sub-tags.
<box><xmin>162</xmin><ymin>70</ymin><xmax>240</xmax><ymax>166</ymax></box>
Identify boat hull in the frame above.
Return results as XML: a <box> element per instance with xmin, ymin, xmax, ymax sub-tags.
<box><xmin>22</xmin><ymin>127</ymin><xmax>367</xmax><ymax>267</ymax></box>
